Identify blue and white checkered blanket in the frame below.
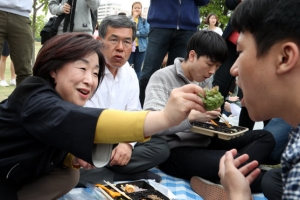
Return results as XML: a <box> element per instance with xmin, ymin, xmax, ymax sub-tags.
<box><xmin>149</xmin><ymin>168</ymin><xmax>267</xmax><ymax>200</ymax></box>
<box><xmin>60</xmin><ymin>167</ymin><xmax>267</xmax><ymax>200</ymax></box>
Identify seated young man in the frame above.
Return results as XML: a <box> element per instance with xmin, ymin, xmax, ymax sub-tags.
<box><xmin>143</xmin><ymin>30</ymin><xmax>275</xmax><ymax>199</ymax></box>
<box><xmin>218</xmin><ymin>0</ymin><xmax>300</xmax><ymax>200</ymax></box>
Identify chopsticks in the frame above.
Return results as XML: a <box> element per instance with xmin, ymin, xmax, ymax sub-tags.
<box><xmin>94</xmin><ymin>184</ymin><xmax>115</xmax><ymax>200</ymax></box>
<box><xmin>95</xmin><ymin>184</ymin><xmax>121</xmax><ymax>198</ymax></box>
<box><xmin>210</xmin><ymin>119</ymin><xmax>218</xmax><ymax>126</ymax></box>
<box><xmin>104</xmin><ymin>180</ymin><xmax>132</xmax><ymax>200</ymax></box>
<box><xmin>218</xmin><ymin>115</ymin><xmax>231</xmax><ymax>128</ymax></box>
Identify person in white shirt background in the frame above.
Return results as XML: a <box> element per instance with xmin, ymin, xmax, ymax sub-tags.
<box><xmin>204</xmin><ymin>13</ymin><xmax>223</xmax><ymax>36</ymax></box>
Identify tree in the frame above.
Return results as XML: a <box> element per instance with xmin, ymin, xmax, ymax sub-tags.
<box><xmin>199</xmin><ymin>0</ymin><xmax>233</xmax><ymax>30</ymax></box>
<box><xmin>30</xmin><ymin>14</ymin><xmax>46</xmax><ymax>42</ymax></box>
<box><xmin>31</xmin><ymin>0</ymin><xmax>49</xmax><ymax>60</ymax></box>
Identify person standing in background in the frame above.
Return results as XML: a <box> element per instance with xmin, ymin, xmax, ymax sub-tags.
<box><xmin>204</xmin><ymin>13</ymin><xmax>223</xmax><ymax>36</ymax></box>
<box><xmin>49</xmin><ymin>0</ymin><xmax>99</xmax><ymax>35</ymax></box>
<box><xmin>139</xmin><ymin>0</ymin><xmax>210</xmax><ymax>107</ymax></box>
<box><xmin>128</xmin><ymin>2</ymin><xmax>150</xmax><ymax>79</ymax></box>
<box><xmin>0</xmin><ymin>40</ymin><xmax>16</xmax><ymax>87</ymax></box>
<box><xmin>0</xmin><ymin>0</ymin><xmax>34</xmax><ymax>86</ymax></box>
<box><xmin>213</xmin><ymin>0</ymin><xmax>241</xmax><ymax>108</ymax></box>
<box><xmin>212</xmin><ymin>0</ymin><xmax>268</xmax><ymax>130</ymax></box>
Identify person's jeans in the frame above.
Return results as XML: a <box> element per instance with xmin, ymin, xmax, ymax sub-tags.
<box><xmin>139</xmin><ymin>28</ymin><xmax>195</xmax><ymax>106</ymax></box>
<box><xmin>128</xmin><ymin>48</ymin><xmax>146</xmax><ymax>79</ymax></box>
<box><xmin>263</xmin><ymin>118</ymin><xmax>292</xmax><ymax>164</ymax></box>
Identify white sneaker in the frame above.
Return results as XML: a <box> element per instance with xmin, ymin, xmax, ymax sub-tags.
<box><xmin>0</xmin><ymin>80</ymin><xmax>9</xmax><ymax>87</ymax></box>
<box><xmin>10</xmin><ymin>79</ymin><xmax>16</xmax><ymax>86</ymax></box>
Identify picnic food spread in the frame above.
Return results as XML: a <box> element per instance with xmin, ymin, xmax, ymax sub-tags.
<box><xmin>97</xmin><ymin>181</ymin><xmax>169</xmax><ymax>200</ymax></box>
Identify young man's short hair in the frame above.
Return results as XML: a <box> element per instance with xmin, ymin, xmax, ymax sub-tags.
<box><xmin>185</xmin><ymin>30</ymin><xmax>228</xmax><ymax>63</ymax></box>
<box><xmin>232</xmin><ymin>0</ymin><xmax>300</xmax><ymax>58</ymax></box>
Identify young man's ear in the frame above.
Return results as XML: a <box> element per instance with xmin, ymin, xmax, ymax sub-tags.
<box><xmin>188</xmin><ymin>50</ymin><xmax>196</xmax><ymax>62</ymax></box>
<box><xmin>277</xmin><ymin>42</ymin><xmax>299</xmax><ymax>74</ymax></box>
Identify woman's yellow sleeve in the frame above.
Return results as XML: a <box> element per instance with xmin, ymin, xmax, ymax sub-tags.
<box><xmin>94</xmin><ymin>110</ymin><xmax>150</xmax><ymax>143</ymax></box>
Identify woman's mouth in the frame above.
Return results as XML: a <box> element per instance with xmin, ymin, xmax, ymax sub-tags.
<box><xmin>77</xmin><ymin>89</ymin><xmax>90</xmax><ymax>99</ymax></box>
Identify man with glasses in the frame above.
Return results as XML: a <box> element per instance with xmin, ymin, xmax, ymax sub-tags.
<box><xmin>78</xmin><ymin>15</ymin><xmax>169</xmax><ymax>186</ymax></box>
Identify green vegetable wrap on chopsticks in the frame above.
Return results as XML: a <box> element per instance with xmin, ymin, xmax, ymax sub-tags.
<box><xmin>198</xmin><ymin>86</ymin><xmax>224</xmax><ymax>111</ymax></box>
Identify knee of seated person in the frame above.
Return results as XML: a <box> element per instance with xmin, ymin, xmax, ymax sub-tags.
<box><xmin>160</xmin><ymin>146</ymin><xmax>170</xmax><ymax>162</ymax></box>
<box><xmin>68</xmin><ymin>168</ymin><xmax>80</xmax><ymax>187</ymax></box>
<box><xmin>61</xmin><ymin>168</ymin><xmax>80</xmax><ymax>194</ymax></box>
<box><xmin>52</xmin><ymin>169</ymin><xmax>80</xmax><ymax>199</ymax></box>
<box><xmin>150</xmin><ymin>138</ymin><xmax>170</xmax><ymax>163</ymax></box>
<box><xmin>257</xmin><ymin>130</ymin><xmax>276</xmax><ymax>146</ymax></box>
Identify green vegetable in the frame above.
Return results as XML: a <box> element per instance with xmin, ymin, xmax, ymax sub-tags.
<box><xmin>198</xmin><ymin>86</ymin><xmax>224</xmax><ymax>111</ymax></box>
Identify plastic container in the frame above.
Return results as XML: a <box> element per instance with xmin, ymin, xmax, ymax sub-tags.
<box><xmin>190</xmin><ymin>121</ymin><xmax>248</xmax><ymax>140</ymax></box>
<box><xmin>105</xmin><ymin>181</ymin><xmax>170</xmax><ymax>200</ymax></box>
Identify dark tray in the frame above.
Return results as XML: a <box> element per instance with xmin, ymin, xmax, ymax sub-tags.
<box><xmin>106</xmin><ymin>181</ymin><xmax>170</xmax><ymax>200</ymax></box>
<box><xmin>190</xmin><ymin>121</ymin><xmax>249</xmax><ymax>140</ymax></box>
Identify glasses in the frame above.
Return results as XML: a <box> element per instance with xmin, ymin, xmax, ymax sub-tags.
<box><xmin>105</xmin><ymin>37</ymin><xmax>133</xmax><ymax>48</ymax></box>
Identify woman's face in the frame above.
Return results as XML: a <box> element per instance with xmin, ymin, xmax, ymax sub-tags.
<box><xmin>132</xmin><ymin>3</ymin><xmax>142</xmax><ymax>16</ymax></box>
<box><xmin>209</xmin><ymin>15</ymin><xmax>217</xmax><ymax>26</ymax></box>
<box><xmin>51</xmin><ymin>53</ymin><xmax>100</xmax><ymax>106</ymax></box>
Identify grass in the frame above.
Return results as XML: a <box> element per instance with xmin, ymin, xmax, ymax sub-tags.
<box><xmin>0</xmin><ymin>42</ymin><xmax>42</xmax><ymax>102</ymax></box>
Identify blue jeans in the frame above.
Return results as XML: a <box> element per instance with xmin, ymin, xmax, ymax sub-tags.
<box><xmin>139</xmin><ymin>28</ymin><xmax>196</xmax><ymax>106</ymax></box>
<box><xmin>128</xmin><ymin>47</ymin><xmax>146</xmax><ymax>79</ymax></box>
<box><xmin>263</xmin><ymin>118</ymin><xmax>292</xmax><ymax>164</ymax></box>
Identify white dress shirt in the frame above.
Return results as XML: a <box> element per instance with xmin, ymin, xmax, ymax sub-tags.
<box><xmin>85</xmin><ymin>62</ymin><xmax>141</xmax><ymax>147</ymax></box>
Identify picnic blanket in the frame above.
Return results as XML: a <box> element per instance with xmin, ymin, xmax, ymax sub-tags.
<box><xmin>59</xmin><ymin>167</ymin><xmax>267</xmax><ymax>200</ymax></box>
<box><xmin>149</xmin><ymin>168</ymin><xmax>267</xmax><ymax>200</ymax></box>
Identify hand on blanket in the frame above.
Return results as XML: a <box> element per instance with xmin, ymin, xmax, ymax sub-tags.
<box><xmin>218</xmin><ymin>149</ymin><xmax>259</xmax><ymax>200</ymax></box>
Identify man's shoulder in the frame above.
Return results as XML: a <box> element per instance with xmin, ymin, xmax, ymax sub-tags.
<box><xmin>155</xmin><ymin>64</ymin><xmax>176</xmax><ymax>74</ymax></box>
<box><xmin>119</xmin><ymin>63</ymin><xmax>137</xmax><ymax>77</ymax></box>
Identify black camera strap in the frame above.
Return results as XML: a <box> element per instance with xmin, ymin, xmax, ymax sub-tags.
<box><xmin>63</xmin><ymin>0</ymin><xmax>77</xmax><ymax>32</ymax></box>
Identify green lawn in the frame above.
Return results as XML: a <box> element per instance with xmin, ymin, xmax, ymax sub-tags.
<box><xmin>0</xmin><ymin>42</ymin><xmax>42</xmax><ymax>102</ymax></box>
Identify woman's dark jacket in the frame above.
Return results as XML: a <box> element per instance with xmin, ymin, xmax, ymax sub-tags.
<box><xmin>0</xmin><ymin>76</ymin><xmax>103</xmax><ymax>190</ymax></box>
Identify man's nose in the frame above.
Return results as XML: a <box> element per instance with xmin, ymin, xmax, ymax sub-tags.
<box><xmin>230</xmin><ymin>61</ymin><xmax>238</xmax><ymax>77</ymax></box>
<box><xmin>115</xmin><ymin>41</ymin><xmax>124</xmax><ymax>51</ymax></box>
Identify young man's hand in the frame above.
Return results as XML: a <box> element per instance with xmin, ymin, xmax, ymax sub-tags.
<box><xmin>218</xmin><ymin>149</ymin><xmax>260</xmax><ymax>200</ymax></box>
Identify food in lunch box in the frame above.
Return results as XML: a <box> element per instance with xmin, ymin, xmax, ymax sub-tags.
<box><xmin>125</xmin><ymin>184</ymin><xmax>135</xmax><ymax>193</ymax></box>
<box><xmin>120</xmin><ymin>184</ymin><xmax>147</xmax><ymax>193</ymax></box>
